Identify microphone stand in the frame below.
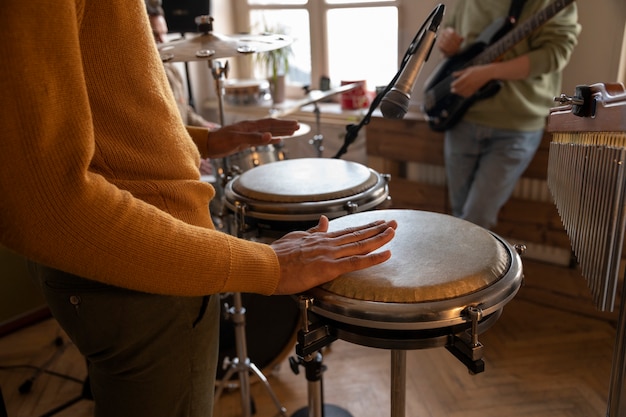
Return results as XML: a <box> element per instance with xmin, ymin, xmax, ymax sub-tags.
<box><xmin>333</xmin><ymin>4</ymin><xmax>441</xmax><ymax>159</ymax></box>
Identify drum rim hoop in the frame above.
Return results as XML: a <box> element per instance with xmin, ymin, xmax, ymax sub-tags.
<box><xmin>303</xmin><ymin>233</ymin><xmax>523</xmax><ymax>330</ymax></box>
<box><xmin>224</xmin><ymin>174</ymin><xmax>389</xmax><ymax>220</ymax></box>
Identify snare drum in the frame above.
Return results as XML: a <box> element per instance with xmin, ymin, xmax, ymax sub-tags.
<box><xmin>303</xmin><ymin>209</ymin><xmax>523</xmax><ymax>350</ymax></box>
<box><xmin>224</xmin><ymin>158</ymin><xmax>390</xmax><ymax>237</ymax></box>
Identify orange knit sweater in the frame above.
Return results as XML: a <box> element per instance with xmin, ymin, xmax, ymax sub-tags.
<box><xmin>0</xmin><ymin>0</ymin><xmax>280</xmax><ymax>296</ymax></box>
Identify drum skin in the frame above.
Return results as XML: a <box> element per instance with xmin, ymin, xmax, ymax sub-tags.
<box><xmin>303</xmin><ymin>209</ymin><xmax>523</xmax><ymax>348</ymax></box>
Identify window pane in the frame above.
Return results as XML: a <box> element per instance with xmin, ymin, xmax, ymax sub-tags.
<box><xmin>327</xmin><ymin>7</ymin><xmax>397</xmax><ymax>90</ymax></box>
<box><xmin>326</xmin><ymin>0</ymin><xmax>394</xmax><ymax>3</ymax></box>
<box><xmin>249</xmin><ymin>9</ymin><xmax>311</xmax><ymax>85</ymax></box>
<box><xmin>248</xmin><ymin>0</ymin><xmax>307</xmax><ymax>5</ymax></box>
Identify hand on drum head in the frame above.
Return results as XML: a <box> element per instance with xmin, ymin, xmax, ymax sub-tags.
<box><xmin>204</xmin><ymin>118</ymin><xmax>299</xmax><ymax>158</ymax></box>
<box><xmin>269</xmin><ymin>215</ymin><xmax>397</xmax><ymax>295</ymax></box>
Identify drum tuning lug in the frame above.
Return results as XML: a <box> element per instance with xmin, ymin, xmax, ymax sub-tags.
<box><xmin>464</xmin><ymin>305</ymin><xmax>483</xmax><ymax>347</ymax></box>
<box><xmin>298</xmin><ymin>296</ymin><xmax>314</xmax><ymax>333</ymax></box>
<box><xmin>514</xmin><ymin>243</ymin><xmax>526</xmax><ymax>255</ymax></box>
<box><xmin>345</xmin><ymin>201</ymin><xmax>359</xmax><ymax>214</ymax></box>
<box><xmin>234</xmin><ymin>201</ymin><xmax>249</xmax><ymax>237</ymax></box>
<box><xmin>382</xmin><ymin>173</ymin><xmax>391</xmax><ymax>182</ymax></box>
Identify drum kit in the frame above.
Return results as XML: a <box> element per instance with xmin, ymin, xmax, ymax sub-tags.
<box><xmin>162</xmin><ymin>15</ymin><xmax>527</xmax><ymax>417</ymax></box>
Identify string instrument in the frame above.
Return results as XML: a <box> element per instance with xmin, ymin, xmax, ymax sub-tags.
<box><xmin>422</xmin><ymin>0</ymin><xmax>575</xmax><ymax>132</ymax></box>
<box><xmin>546</xmin><ymin>82</ymin><xmax>626</xmax><ymax>417</ymax></box>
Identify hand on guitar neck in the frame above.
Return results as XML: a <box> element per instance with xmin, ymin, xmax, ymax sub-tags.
<box><xmin>435</xmin><ymin>27</ymin><xmax>519</xmax><ymax>99</ymax></box>
<box><xmin>437</xmin><ymin>27</ymin><xmax>464</xmax><ymax>58</ymax></box>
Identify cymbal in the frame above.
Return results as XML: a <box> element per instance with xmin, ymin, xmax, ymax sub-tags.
<box><xmin>276</xmin><ymin>123</ymin><xmax>311</xmax><ymax>140</ymax></box>
<box><xmin>158</xmin><ymin>32</ymin><xmax>293</xmax><ymax>62</ymax></box>
<box><xmin>270</xmin><ymin>83</ymin><xmax>361</xmax><ymax>118</ymax></box>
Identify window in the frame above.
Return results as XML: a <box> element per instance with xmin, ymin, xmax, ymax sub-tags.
<box><xmin>233</xmin><ymin>0</ymin><xmax>399</xmax><ymax>94</ymax></box>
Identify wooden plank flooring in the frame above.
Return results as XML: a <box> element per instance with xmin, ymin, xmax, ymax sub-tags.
<box><xmin>0</xmin><ymin>259</ymin><xmax>620</xmax><ymax>417</ymax></box>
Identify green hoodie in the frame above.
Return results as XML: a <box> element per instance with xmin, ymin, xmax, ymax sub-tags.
<box><xmin>444</xmin><ymin>0</ymin><xmax>581</xmax><ymax>131</ymax></box>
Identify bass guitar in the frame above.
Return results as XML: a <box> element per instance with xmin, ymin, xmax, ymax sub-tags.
<box><xmin>422</xmin><ymin>0</ymin><xmax>575</xmax><ymax>132</ymax></box>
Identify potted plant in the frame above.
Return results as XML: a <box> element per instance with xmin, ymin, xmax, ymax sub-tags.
<box><xmin>256</xmin><ymin>33</ymin><xmax>292</xmax><ymax>103</ymax></box>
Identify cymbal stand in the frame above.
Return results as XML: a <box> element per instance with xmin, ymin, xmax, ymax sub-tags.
<box><xmin>206</xmin><ymin>58</ymin><xmax>230</xmax><ymax>231</ymax></box>
<box><xmin>214</xmin><ymin>292</ymin><xmax>287</xmax><ymax>417</ymax></box>
<box><xmin>303</xmin><ymin>86</ymin><xmax>324</xmax><ymax>158</ymax></box>
<box><xmin>214</xmin><ymin>206</ymin><xmax>287</xmax><ymax>417</ymax></box>
<box><xmin>309</xmin><ymin>102</ymin><xmax>324</xmax><ymax>158</ymax></box>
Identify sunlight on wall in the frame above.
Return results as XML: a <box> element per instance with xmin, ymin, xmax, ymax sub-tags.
<box><xmin>619</xmin><ymin>24</ymin><xmax>626</xmax><ymax>84</ymax></box>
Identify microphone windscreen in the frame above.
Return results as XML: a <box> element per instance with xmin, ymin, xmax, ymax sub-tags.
<box><xmin>380</xmin><ymin>89</ymin><xmax>410</xmax><ymax>119</ymax></box>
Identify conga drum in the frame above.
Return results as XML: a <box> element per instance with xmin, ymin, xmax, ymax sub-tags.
<box><xmin>223</xmin><ymin>158</ymin><xmax>391</xmax><ymax>239</ymax></box>
<box><xmin>297</xmin><ymin>209</ymin><xmax>525</xmax><ymax>417</ymax></box>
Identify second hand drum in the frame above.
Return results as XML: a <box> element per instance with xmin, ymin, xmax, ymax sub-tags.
<box><xmin>295</xmin><ymin>209</ymin><xmax>525</xmax><ymax>417</ymax></box>
<box><xmin>223</xmin><ymin>158</ymin><xmax>391</xmax><ymax>241</ymax></box>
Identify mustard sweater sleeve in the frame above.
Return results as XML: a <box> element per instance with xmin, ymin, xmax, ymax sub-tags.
<box><xmin>0</xmin><ymin>0</ymin><xmax>281</xmax><ymax>296</ymax></box>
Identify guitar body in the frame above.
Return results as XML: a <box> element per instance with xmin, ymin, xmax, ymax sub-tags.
<box><xmin>423</xmin><ymin>18</ymin><xmax>508</xmax><ymax>132</ymax></box>
<box><xmin>423</xmin><ymin>44</ymin><xmax>503</xmax><ymax>132</ymax></box>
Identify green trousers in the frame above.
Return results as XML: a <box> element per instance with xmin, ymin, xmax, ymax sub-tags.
<box><xmin>29</xmin><ymin>262</ymin><xmax>220</xmax><ymax>417</ymax></box>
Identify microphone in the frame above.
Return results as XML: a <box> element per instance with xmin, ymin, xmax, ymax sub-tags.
<box><xmin>380</xmin><ymin>4</ymin><xmax>445</xmax><ymax>119</ymax></box>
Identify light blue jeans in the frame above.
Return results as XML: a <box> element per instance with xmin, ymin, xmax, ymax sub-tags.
<box><xmin>29</xmin><ymin>262</ymin><xmax>220</xmax><ymax>417</ymax></box>
<box><xmin>444</xmin><ymin>120</ymin><xmax>543</xmax><ymax>229</ymax></box>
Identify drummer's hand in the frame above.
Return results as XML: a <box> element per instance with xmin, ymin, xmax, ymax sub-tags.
<box><xmin>270</xmin><ymin>216</ymin><xmax>397</xmax><ymax>295</ymax></box>
<box><xmin>205</xmin><ymin>118</ymin><xmax>299</xmax><ymax>158</ymax></box>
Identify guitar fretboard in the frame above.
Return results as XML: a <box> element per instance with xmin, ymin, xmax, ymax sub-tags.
<box><xmin>470</xmin><ymin>0</ymin><xmax>575</xmax><ymax>66</ymax></box>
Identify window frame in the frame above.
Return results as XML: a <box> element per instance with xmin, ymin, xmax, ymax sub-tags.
<box><xmin>231</xmin><ymin>0</ymin><xmax>400</xmax><ymax>92</ymax></box>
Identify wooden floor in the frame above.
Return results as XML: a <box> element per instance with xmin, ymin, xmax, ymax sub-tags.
<box><xmin>0</xmin><ymin>259</ymin><xmax>620</xmax><ymax>417</ymax></box>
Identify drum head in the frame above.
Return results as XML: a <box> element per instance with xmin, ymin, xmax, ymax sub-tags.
<box><xmin>232</xmin><ymin>158</ymin><xmax>377</xmax><ymax>203</ymax></box>
<box><xmin>305</xmin><ymin>209</ymin><xmax>523</xmax><ymax>331</ymax></box>
<box><xmin>224</xmin><ymin>158</ymin><xmax>389</xmax><ymax>225</ymax></box>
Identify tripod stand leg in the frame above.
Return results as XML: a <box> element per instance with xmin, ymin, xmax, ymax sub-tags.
<box><xmin>214</xmin><ymin>359</ymin><xmax>239</xmax><ymax>402</ymax></box>
<box><xmin>214</xmin><ymin>293</ymin><xmax>287</xmax><ymax>417</ymax></box>
<box><xmin>237</xmin><ymin>359</ymin><xmax>252</xmax><ymax>417</ymax></box>
<box><xmin>249</xmin><ymin>362</ymin><xmax>287</xmax><ymax>416</ymax></box>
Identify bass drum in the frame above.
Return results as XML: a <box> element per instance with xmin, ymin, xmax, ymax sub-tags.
<box><xmin>216</xmin><ymin>293</ymin><xmax>300</xmax><ymax>381</ymax></box>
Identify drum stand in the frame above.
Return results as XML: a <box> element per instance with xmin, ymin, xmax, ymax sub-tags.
<box><xmin>214</xmin><ymin>292</ymin><xmax>288</xmax><ymax>417</ymax></box>
<box><xmin>215</xmin><ymin>217</ymin><xmax>287</xmax><ymax>416</ymax></box>
<box><xmin>293</xmin><ymin>297</ymin><xmax>490</xmax><ymax>417</ymax></box>
<box><xmin>289</xmin><ymin>298</ymin><xmax>353</xmax><ymax>417</ymax></box>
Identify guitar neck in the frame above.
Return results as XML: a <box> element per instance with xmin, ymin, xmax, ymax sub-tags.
<box><xmin>470</xmin><ymin>0</ymin><xmax>575</xmax><ymax>66</ymax></box>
